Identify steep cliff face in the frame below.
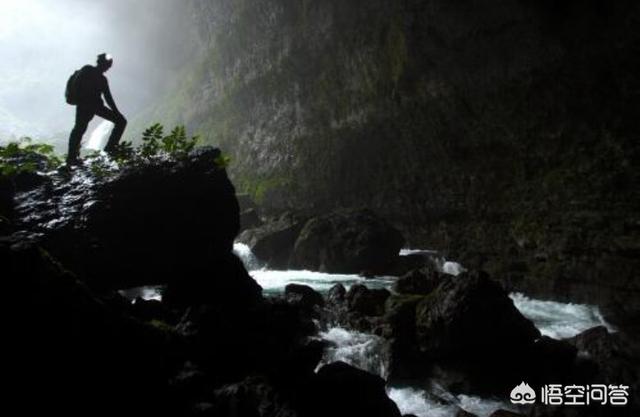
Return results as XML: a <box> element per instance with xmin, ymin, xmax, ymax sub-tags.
<box><xmin>148</xmin><ymin>0</ymin><xmax>640</xmax><ymax>312</ymax></box>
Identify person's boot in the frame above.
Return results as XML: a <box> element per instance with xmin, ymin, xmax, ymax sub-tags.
<box><xmin>65</xmin><ymin>156</ymin><xmax>83</xmax><ymax>167</ymax></box>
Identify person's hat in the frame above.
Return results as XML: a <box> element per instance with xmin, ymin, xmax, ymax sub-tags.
<box><xmin>97</xmin><ymin>53</ymin><xmax>113</xmax><ymax>65</ymax></box>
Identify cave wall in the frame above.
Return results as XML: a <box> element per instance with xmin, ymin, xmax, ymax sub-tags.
<box><xmin>146</xmin><ymin>0</ymin><xmax>640</xmax><ymax>311</ymax></box>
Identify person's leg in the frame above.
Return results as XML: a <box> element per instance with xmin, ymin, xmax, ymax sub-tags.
<box><xmin>67</xmin><ymin>106</ymin><xmax>94</xmax><ymax>165</ymax></box>
<box><xmin>95</xmin><ymin>106</ymin><xmax>127</xmax><ymax>154</ymax></box>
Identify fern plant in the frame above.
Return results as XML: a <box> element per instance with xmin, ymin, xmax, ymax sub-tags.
<box><xmin>1</xmin><ymin>123</ymin><xmax>219</xmax><ymax>181</ymax></box>
<box><xmin>140</xmin><ymin>123</ymin><xmax>164</xmax><ymax>158</ymax></box>
<box><xmin>137</xmin><ymin>123</ymin><xmax>199</xmax><ymax>160</ymax></box>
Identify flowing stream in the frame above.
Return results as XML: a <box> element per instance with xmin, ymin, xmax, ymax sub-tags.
<box><xmin>123</xmin><ymin>244</ymin><xmax>613</xmax><ymax>416</ymax></box>
<box><xmin>232</xmin><ymin>243</ymin><xmax>613</xmax><ymax>417</ymax></box>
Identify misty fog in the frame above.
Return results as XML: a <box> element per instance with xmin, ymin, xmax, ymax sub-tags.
<box><xmin>0</xmin><ymin>0</ymin><xmax>197</xmax><ymax>144</ymax></box>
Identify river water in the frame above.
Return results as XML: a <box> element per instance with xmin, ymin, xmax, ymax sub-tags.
<box><xmin>233</xmin><ymin>243</ymin><xmax>613</xmax><ymax>417</ymax></box>
<box><xmin>123</xmin><ymin>243</ymin><xmax>613</xmax><ymax>416</ymax></box>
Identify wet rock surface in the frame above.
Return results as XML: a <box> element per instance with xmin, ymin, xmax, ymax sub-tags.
<box><xmin>319</xmin><ymin>266</ymin><xmax>640</xmax><ymax>413</ymax></box>
<box><xmin>3</xmin><ymin>151</ymin><xmax>406</xmax><ymax>416</ymax></box>
<box><xmin>414</xmin><ymin>271</ymin><xmax>541</xmax><ymax>362</ymax></box>
<box><xmin>237</xmin><ymin>212</ymin><xmax>308</xmax><ymax>269</ymax></box>
<box><xmin>346</xmin><ymin>284</ymin><xmax>390</xmax><ymax>317</ymax></box>
<box><xmin>393</xmin><ymin>264</ymin><xmax>445</xmax><ymax>295</ymax></box>
<box><xmin>285</xmin><ymin>283</ymin><xmax>325</xmax><ymax>312</ymax></box>
<box><xmin>8</xmin><ymin>147</ymin><xmax>244</xmax><ymax>292</ymax></box>
<box><xmin>5</xmin><ymin>242</ymin><xmax>176</xmax><ymax>414</ymax></box>
<box><xmin>291</xmin><ymin>208</ymin><xmax>405</xmax><ymax>274</ymax></box>
<box><xmin>305</xmin><ymin>361</ymin><xmax>402</xmax><ymax>417</ymax></box>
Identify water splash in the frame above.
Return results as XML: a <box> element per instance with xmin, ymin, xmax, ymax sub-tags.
<box><xmin>233</xmin><ymin>242</ymin><xmax>262</xmax><ymax>271</ymax></box>
<box><xmin>388</xmin><ymin>387</ymin><xmax>457</xmax><ymax>417</ymax></box>
<box><xmin>399</xmin><ymin>248</ymin><xmax>439</xmax><ymax>257</ymax></box>
<box><xmin>250</xmin><ymin>269</ymin><xmax>395</xmax><ymax>296</ymax></box>
<box><xmin>510</xmin><ymin>292</ymin><xmax>613</xmax><ymax>339</ymax></box>
<box><xmin>387</xmin><ymin>387</ymin><xmax>517</xmax><ymax>417</ymax></box>
<box><xmin>400</xmin><ymin>248</ymin><xmax>466</xmax><ymax>276</ymax></box>
<box><xmin>119</xmin><ymin>286</ymin><xmax>162</xmax><ymax>301</ymax></box>
<box><xmin>318</xmin><ymin>327</ymin><xmax>389</xmax><ymax>379</ymax></box>
<box><xmin>441</xmin><ymin>261</ymin><xmax>466</xmax><ymax>276</ymax></box>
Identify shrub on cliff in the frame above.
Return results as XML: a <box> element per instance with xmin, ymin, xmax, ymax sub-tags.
<box><xmin>87</xmin><ymin>123</ymin><xmax>228</xmax><ymax>176</ymax></box>
<box><xmin>0</xmin><ymin>137</ymin><xmax>61</xmax><ymax>178</ymax></box>
<box><xmin>1</xmin><ymin>124</ymin><xmax>230</xmax><ymax>181</ymax></box>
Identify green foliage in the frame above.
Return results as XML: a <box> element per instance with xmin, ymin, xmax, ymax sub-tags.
<box><xmin>1</xmin><ymin>124</ymin><xmax>213</xmax><ymax>181</ymax></box>
<box><xmin>0</xmin><ymin>137</ymin><xmax>62</xmax><ymax>178</ymax></box>
<box><xmin>109</xmin><ymin>141</ymin><xmax>135</xmax><ymax>164</ymax></box>
<box><xmin>214</xmin><ymin>153</ymin><xmax>232</xmax><ymax>170</ymax></box>
<box><xmin>139</xmin><ymin>123</ymin><xmax>199</xmax><ymax>159</ymax></box>
<box><xmin>140</xmin><ymin>123</ymin><xmax>164</xmax><ymax>157</ymax></box>
<box><xmin>85</xmin><ymin>123</ymin><xmax>202</xmax><ymax>177</ymax></box>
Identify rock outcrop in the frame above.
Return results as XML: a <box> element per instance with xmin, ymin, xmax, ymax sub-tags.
<box><xmin>5</xmin><ymin>242</ymin><xmax>177</xmax><ymax>414</ymax></box>
<box><xmin>9</xmin><ymin>148</ymin><xmax>254</xmax><ymax>297</ymax></box>
<box><xmin>393</xmin><ymin>264</ymin><xmax>444</xmax><ymax>295</ymax></box>
<box><xmin>237</xmin><ymin>212</ymin><xmax>308</xmax><ymax>269</ymax></box>
<box><xmin>346</xmin><ymin>284</ymin><xmax>391</xmax><ymax>317</ymax></box>
<box><xmin>414</xmin><ymin>271</ymin><xmax>541</xmax><ymax>362</ymax></box>
<box><xmin>285</xmin><ymin>283</ymin><xmax>325</xmax><ymax>312</ymax></box>
<box><xmin>4</xmin><ymin>150</ymin><xmax>405</xmax><ymax>415</ymax></box>
<box><xmin>304</xmin><ymin>361</ymin><xmax>402</xmax><ymax>417</ymax></box>
<box><xmin>291</xmin><ymin>208</ymin><xmax>404</xmax><ymax>274</ymax></box>
<box><xmin>382</xmin><ymin>270</ymin><xmax>552</xmax><ymax>392</ymax></box>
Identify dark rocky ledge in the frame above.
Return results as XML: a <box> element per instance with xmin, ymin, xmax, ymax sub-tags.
<box><xmin>2</xmin><ymin>149</ymin><xmax>405</xmax><ymax>416</ymax></box>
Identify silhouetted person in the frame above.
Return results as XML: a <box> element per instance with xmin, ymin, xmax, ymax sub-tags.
<box><xmin>67</xmin><ymin>53</ymin><xmax>127</xmax><ymax>165</ymax></box>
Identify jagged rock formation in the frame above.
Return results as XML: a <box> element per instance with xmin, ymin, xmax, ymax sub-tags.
<box><xmin>5</xmin><ymin>242</ymin><xmax>177</xmax><ymax>414</ymax></box>
<box><xmin>7</xmin><ymin>148</ymin><xmax>257</xmax><ymax>299</ymax></box>
<box><xmin>146</xmin><ymin>0</ymin><xmax>640</xmax><ymax>321</ymax></box>
<box><xmin>3</xmin><ymin>150</ymin><xmax>404</xmax><ymax>416</ymax></box>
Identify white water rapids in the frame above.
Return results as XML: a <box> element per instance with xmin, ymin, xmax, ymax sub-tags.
<box><xmin>123</xmin><ymin>243</ymin><xmax>613</xmax><ymax>417</ymax></box>
<box><xmin>231</xmin><ymin>243</ymin><xmax>613</xmax><ymax>417</ymax></box>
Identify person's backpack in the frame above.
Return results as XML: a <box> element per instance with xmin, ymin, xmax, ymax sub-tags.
<box><xmin>65</xmin><ymin>68</ymin><xmax>85</xmax><ymax>105</ymax></box>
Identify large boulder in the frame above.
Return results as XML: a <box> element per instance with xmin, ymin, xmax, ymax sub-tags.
<box><xmin>346</xmin><ymin>284</ymin><xmax>391</xmax><ymax>317</ymax></box>
<box><xmin>176</xmin><ymin>297</ymin><xmax>317</xmax><ymax>386</ymax></box>
<box><xmin>163</xmin><ymin>252</ymin><xmax>262</xmax><ymax>309</ymax></box>
<box><xmin>393</xmin><ymin>265</ymin><xmax>445</xmax><ymax>295</ymax></box>
<box><xmin>208</xmin><ymin>376</ymin><xmax>298</xmax><ymax>417</ymax></box>
<box><xmin>207</xmin><ymin>361</ymin><xmax>403</xmax><ymax>417</ymax></box>
<box><xmin>285</xmin><ymin>283</ymin><xmax>325</xmax><ymax>311</ymax></box>
<box><xmin>291</xmin><ymin>208</ymin><xmax>405</xmax><ymax>274</ymax></box>
<box><xmin>10</xmin><ymin>147</ymin><xmax>252</xmax><ymax>295</ymax></box>
<box><xmin>415</xmin><ymin>271</ymin><xmax>540</xmax><ymax>360</ymax></box>
<box><xmin>566</xmin><ymin>326</ymin><xmax>640</xmax><ymax>412</ymax></box>
<box><xmin>327</xmin><ymin>283</ymin><xmax>347</xmax><ymax>304</ymax></box>
<box><xmin>302</xmin><ymin>361</ymin><xmax>402</xmax><ymax>417</ymax></box>
<box><xmin>237</xmin><ymin>212</ymin><xmax>307</xmax><ymax>269</ymax></box>
<box><xmin>4</xmin><ymin>242</ymin><xmax>177</xmax><ymax>414</ymax></box>
<box><xmin>384</xmin><ymin>271</ymin><xmax>546</xmax><ymax>390</ymax></box>
<box><xmin>383</xmin><ymin>294</ymin><xmax>425</xmax><ymax>380</ymax></box>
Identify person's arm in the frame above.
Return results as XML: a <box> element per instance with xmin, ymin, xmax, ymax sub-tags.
<box><xmin>103</xmin><ymin>80</ymin><xmax>121</xmax><ymax>114</ymax></box>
